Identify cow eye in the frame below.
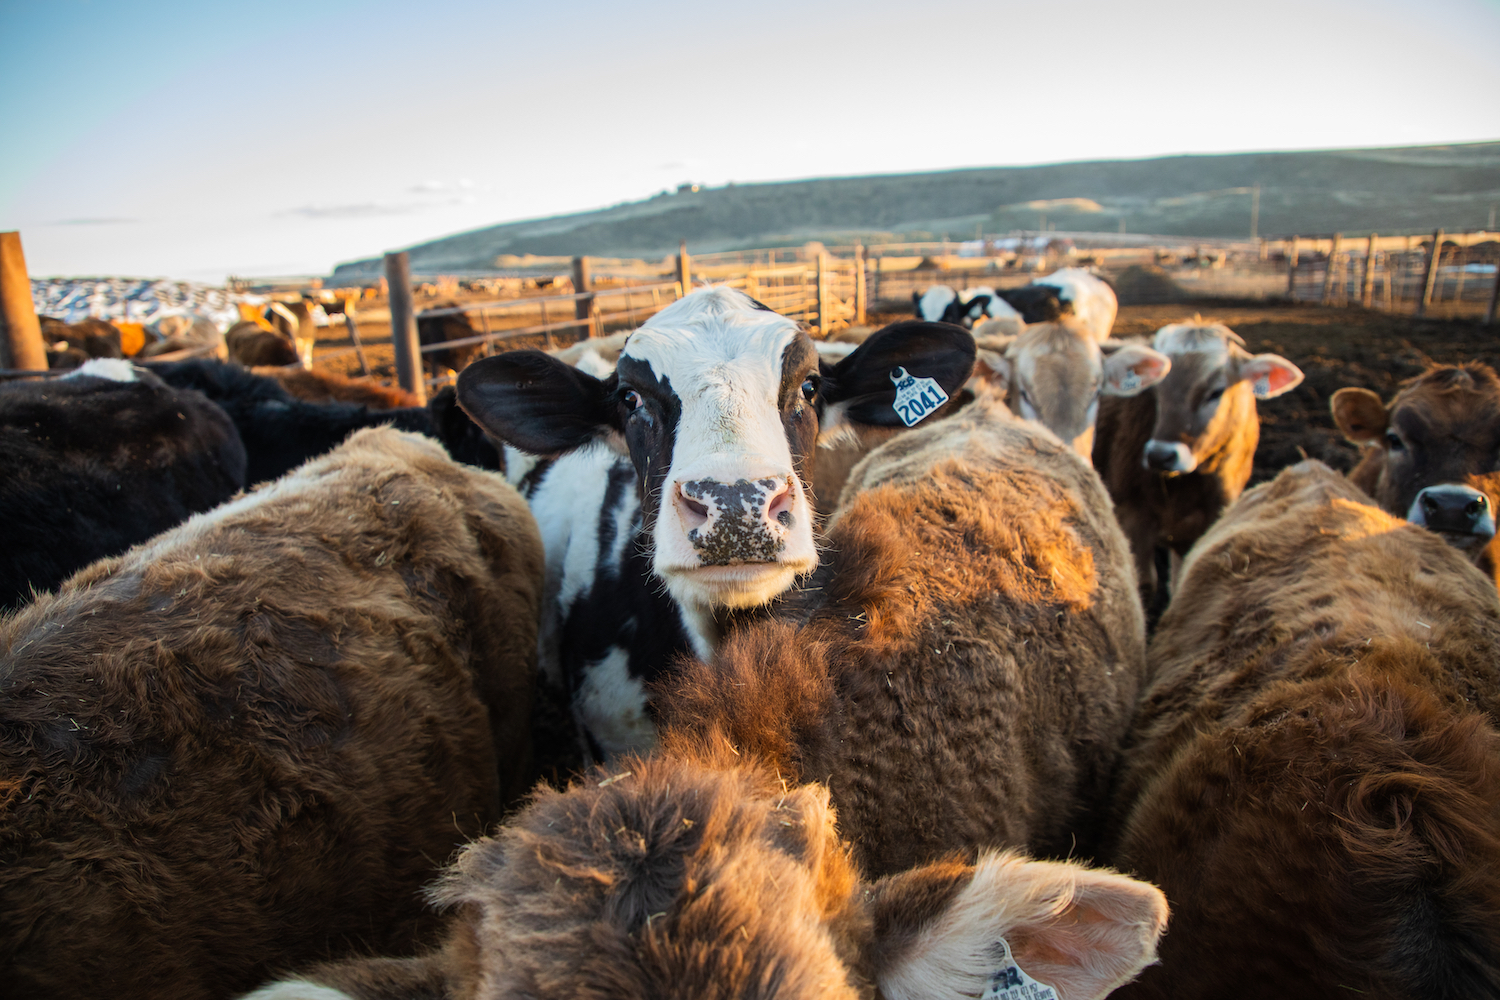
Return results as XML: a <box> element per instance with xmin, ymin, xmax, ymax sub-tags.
<box><xmin>801</xmin><ymin>375</ymin><xmax>820</xmax><ymax>402</ymax></box>
<box><xmin>1205</xmin><ymin>387</ymin><xmax>1225</xmax><ymax>404</ymax></box>
<box><xmin>1386</xmin><ymin>431</ymin><xmax>1405</xmax><ymax>452</ymax></box>
<box><xmin>622</xmin><ymin>389</ymin><xmax>644</xmax><ymax>410</ymax></box>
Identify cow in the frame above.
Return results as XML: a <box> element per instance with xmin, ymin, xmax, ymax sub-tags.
<box><xmin>1092</xmin><ymin>321</ymin><xmax>1303</xmax><ymax>616</ymax></box>
<box><xmin>247</xmin><ymin>394</ymin><xmax>1167</xmax><ymax>1000</ymax></box>
<box><xmin>455</xmin><ymin>287</ymin><xmax>976</xmax><ymax>760</ymax></box>
<box><xmin>226</xmin><ymin>320</ymin><xmax>299</xmax><ymax>367</ymax></box>
<box><xmin>0</xmin><ymin>358</ymin><xmax>246</xmax><ymax>611</ymax></box>
<box><xmin>145</xmin><ymin>360</ymin><xmax>486</xmax><ymax>485</ymax></box>
<box><xmin>40</xmin><ymin>315</ymin><xmax>124</xmax><ymax>367</ymax></box>
<box><xmin>1025</xmin><ymin>267</ymin><xmax>1118</xmax><ymax>342</ymax></box>
<box><xmin>981</xmin><ymin>320</ymin><xmax>1170</xmax><ymax>462</ymax></box>
<box><xmin>1105</xmin><ymin>460</ymin><xmax>1500</xmax><ymax>1000</ymax></box>
<box><xmin>252</xmin><ymin>365</ymin><xmax>423</xmax><ymax>409</ymax></box>
<box><xmin>419</xmin><ymin>304</ymin><xmax>487</xmax><ymax>378</ymax></box>
<box><xmin>0</xmin><ymin>427</ymin><xmax>544</xmax><ymax>1000</ymax></box>
<box><xmin>914</xmin><ymin>284</ymin><xmax>1022</xmax><ymax>331</ymax></box>
<box><xmin>264</xmin><ymin>299</ymin><xmax>323</xmax><ymax>368</ymax></box>
<box><xmin>1331</xmin><ymin>362</ymin><xmax>1500</xmax><ymax>579</ymax></box>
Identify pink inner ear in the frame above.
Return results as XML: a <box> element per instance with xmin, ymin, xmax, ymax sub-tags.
<box><xmin>1133</xmin><ymin>355</ymin><xmax>1169</xmax><ymax>381</ymax></box>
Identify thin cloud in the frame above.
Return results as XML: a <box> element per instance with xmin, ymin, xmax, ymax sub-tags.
<box><xmin>49</xmin><ymin>217</ymin><xmax>138</xmax><ymax>226</ymax></box>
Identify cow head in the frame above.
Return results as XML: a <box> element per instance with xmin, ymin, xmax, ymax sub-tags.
<box><xmin>457</xmin><ymin>287</ymin><xmax>974</xmax><ymax>615</ymax></box>
<box><xmin>1143</xmin><ymin>322</ymin><xmax>1302</xmax><ymax>475</ymax></box>
<box><xmin>1332</xmin><ymin>363</ymin><xmax>1500</xmax><ymax>557</ymax></box>
<box><xmin>986</xmin><ymin>321</ymin><xmax>1170</xmax><ymax>461</ymax></box>
<box><xmin>414</xmin><ymin>756</ymin><xmax>1169</xmax><ymax>1000</ymax></box>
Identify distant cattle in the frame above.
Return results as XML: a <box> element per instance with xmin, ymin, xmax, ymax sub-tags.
<box><xmin>263</xmin><ymin>300</ymin><xmax>323</xmax><ymax>367</ymax></box>
<box><xmin>252</xmin><ymin>365</ymin><xmax>423</xmax><ymax>409</ymax></box>
<box><xmin>1107</xmin><ymin>461</ymin><xmax>1500</xmax><ymax>999</ymax></box>
<box><xmin>40</xmin><ymin>315</ymin><xmax>124</xmax><ymax>368</ymax></box>
<box><xmin>0</xmin><ymin>359</ymin><xmax>246</xmax><ymax>611</ymax></box>
<box><xmin>1332</xmin><ymin>362</ymin><xmax>1500</xmax><ymax>579</ymax></box>
<box><xmin>145</xmin><ymin>360</ymin><xmax>487</xmax><ymax>484</ymax></box>
<box><xmin>249</xmin><ymin>395</ymin><xmax>1166</xmax><ymax>1000</ymax></box>
<box><xmin>418</xmin><ymin>303</ymin><xmax>486</xmax><ymax>377</ymax></box>
<box><xmin>1029</xmin><ymin>267</ymin><xmax>1118</xmax><ymax>342</ymax></box>
<box><xmin>456</xmin><ymin>288</ymin><xmax>975</xmax><ymax>759</ymax></box>
<box><xmin>1092</xmin><ymin>321</ymin><xmax>1302</xmax><ymax>613</ymax></box>
<box><xmin>983</xmin><ymin>320</ymin><xmax>1170</xmax><ymax>461</ymax></box>
<box><xmin>920</xmin><ymin>269</ymin><xmax>1118</xmax><ymax>342</ymax></box>
<box><xmin>226</xmin><ymin>320</ymin><xmax>299</xmax><ymax>367</ymax></box>
<box><xmin>0</xmin><ymin>427</ymin><xmax>544</xmax><ymax>1000</ymax></box>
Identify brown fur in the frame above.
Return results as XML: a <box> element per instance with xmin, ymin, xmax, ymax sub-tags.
<box><xmin>261</xmin><ymin>401</ymin><xmax>1167</xmax><ymax>1000</ymax></box>
<box><xmin>254</xmin><ymin>366</ymin><xmax>422</xmax><ymax>409</ymax></box>
<box><xmin>661</xmin><ymin>397</ymin><xmax>1148</xmax><ymax>871</ymax></box>
<box><xmin>1108</xmin><ymin>461</ymin><xmax>1500</xmax><ymax>999</ymax></box>
<box><xmin>1335</xmin><ymin>362</ymin><xmax>1500</xmax><ymax>583</ymax></box>
<box><xmin>0</xmin><ymin>428</ymin><xmax>544</xmax><ymax>1000</ymax></box>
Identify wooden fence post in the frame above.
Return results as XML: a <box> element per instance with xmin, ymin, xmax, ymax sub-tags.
<box><xmin>815</xmin><ymin>252</ymin><xmax>830</xmax><ymax>336</ymax></box>
<box><xmin>676</xmin><ymin>242</ymin><xmax>692</xmax><ymax>299</ymax></box>
<box><xmin>385</xmin><ymin>251</ymin><xmax>426</xmax><ymax>405</ymax></box>
<box><xmin>1321</xmin><ymin>234</ymin><xmax>1342</xmax><ymax>304</ymax></box>
<box><xmin>0</xmin><ymin>231</ymin><xmax>48</xmax><ymax>371</ymax></box>
<box><xmin>1361</xmin><ymin>233</ymin><xmax>1378</xmax><ymax>309</ymax></box>
<box><xmin>1416</xmin><ymin>229</ymin><xmax>1443</xmax><ymax>317</ymax></box>
<box><xmin>1286</xmin><ymin>236</ymin><xmax>1299</xmax><ymax>298</ymax></box>
<box><xmin>572</xmin><ymin>255</ymin><xmax>596</xmax><ymax>338</ymax></box>
<box><xmin>853</xmin><ymin>244</ymin><xmax>867</xmax><ymax>325</ymax></box>
<box><xmin>343</xmin><ymin>296</ymin><xmax>370</xmax><ymax>376</ymax></box>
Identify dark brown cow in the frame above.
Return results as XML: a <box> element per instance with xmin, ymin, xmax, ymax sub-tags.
<box><xmin>252</xmin><ymin>365</ymin><xmax>423</xmax><ymax>409</ymax></box>
<box><xmin>1092</xmin><ymin>320</ymin><xmax>1302</xmax><ymax>615</ymax></box>
<box><xmin>226</xmin><ymin>320</ymin><xmax>300</xmax><ymax>367</ymax></box>
<box><xmin>250</xmin><ymin>395</ymin><xmax>1167</xmax><ymax>1000</ymax></box>
<box><xmin>1332</xmin><ymin>362</ymin><xmax>1500</xmax><ymax>579</ymax></box>
<box><xmin>1107</xmin><ymin>461</ymin><xmax>1500</xmax><ymax>1000</ymax></box>
<box><xmin>0</xmin><ymin>428</ymin><xmax>543</xmax><ymax>1000</ymax></box>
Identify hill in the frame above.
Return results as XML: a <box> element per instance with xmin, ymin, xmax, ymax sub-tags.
<box><xmin>330</xmin><ymin>142</ymin><xmax>1500</xmax><ymax>279</ymax></box>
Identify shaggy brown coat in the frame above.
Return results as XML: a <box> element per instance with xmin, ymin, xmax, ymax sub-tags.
<box><xmin>256</xmin><ymin>398</ymin><xmax>1166</xmax><ymax>1000</ymax></box>
<box><xmin>253</xmin><ymin>365</ymin><xmax>423</xmax><ymax>409</ymax></box>
<box><xmin>1107</xmin><ymin>461</ymin><xmax>1500</xmax><ymax>1000</ymax></box>
<box><xmin>0</xmin><ymin>428</ymin><xmax>544</xmax><ymax>1000</ymax></box>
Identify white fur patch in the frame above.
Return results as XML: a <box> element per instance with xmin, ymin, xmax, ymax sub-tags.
<box><xmin>575</xmin><ymin>645</ymin><xmax>656</xmax><ymax>757</ymax></box>
<box><xmin>1037</xmin><ymin>268</ymin><xmax>1117</xmax><ymax>342</ymax></box>
<box><xmin>917</xmin><ymin>285</ymin><xmax>958</xmax><ymax>321</ymax></box>
<box><xmin>62</xmin><ymin>357</ymin><xmax>138</xmax><ymax>382</ymax></box>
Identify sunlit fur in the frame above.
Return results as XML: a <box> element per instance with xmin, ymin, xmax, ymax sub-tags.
<box><xmin>1108</xmin><ymin>461</ymin><xmax>1500</xmax><ymax>999</ymax></box>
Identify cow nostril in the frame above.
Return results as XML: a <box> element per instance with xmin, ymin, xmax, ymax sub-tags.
<box><xmin>1468</xmin><ymin>497</ymin><xmax>1487</xmax><ymax>518</ymax></box>
<box><xmin>766</xmin><ymin>483</ymin><xmax>795</xmax><ymax>529</ymax></box>
<box><xmin>684</xmin><ymin>496</ymin><xmax>708</xmax><ymax>518</ymax></box>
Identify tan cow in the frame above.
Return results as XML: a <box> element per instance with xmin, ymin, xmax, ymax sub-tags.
<box><xmin>1106</xmin><ymin>461</ymin><xmax>1500</xmax><ymax>999</ymax></box>
<box><xmin>1092</xmin><ymin>320</ymin><xmax>1303</xmax><ymax>614</ymax></box>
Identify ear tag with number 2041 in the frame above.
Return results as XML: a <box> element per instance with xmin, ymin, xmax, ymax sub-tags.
<box><xmin>890</xmin><ymin>367</ymin><xmax>949</xmax><ymax>427</ymax></box>
<box><xmin>980</xmin><ymin>936</ymin><xmax>1059</xmax><ymax>1000</ymax></box>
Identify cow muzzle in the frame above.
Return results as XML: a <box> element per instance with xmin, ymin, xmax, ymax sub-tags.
<box><xmin>1408</xmin><ymin>485</ymin><xmax>1496</xmax><ymax>550</ymax></box>
<box><xmin>1143</xmin><ymin>440</ymin><xmax>1196</xmax><ymax>475</ymax></box>
<box><xmin>675</xmin><ymin>477</ymin><xmax>796</xmax><ymax>565</ymax></box>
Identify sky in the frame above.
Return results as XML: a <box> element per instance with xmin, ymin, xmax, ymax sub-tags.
<box><xmin>2</xmin><ymin>0</ymin><xmax>1498</xmax><ymax>283</ymax></box>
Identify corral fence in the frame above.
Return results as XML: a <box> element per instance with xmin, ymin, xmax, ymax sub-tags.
<box><xmin>1275</xmin><ymin>230</ymin><xmax>1500</xmax><ymax>314</ymax></box>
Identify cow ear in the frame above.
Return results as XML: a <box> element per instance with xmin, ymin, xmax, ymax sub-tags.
<box><xmin>456</xmin><ymin>350</ymin><xmax>620</xmax><ymax>455</ymax></box>
<box><xmin>866</xmin><ymin>852</ymin><xmax>1168</xmax><ymax>1000</ymax></box>
<box><xmin>820</xmin><ymin>321</ymin><xmax>976</xmax><ymax>427</ymax></box>
<box><xmin>972</xmin><ymin>349</ymin><xmax>1012</xmax><ymax>397</ymax></box>
<box><xmin>1331</xmin><ymin>387</ymin><xmax>1388</xmax><ymax>446</ymax></box>
<box><xmin>1238</xmin><ymin>353</ymin><xmax>1303</xmax><ymax>399</ymax></box>
<box><xmin>1101</xmin><ymin>343</ymin><xmax>1171</xmax><ymax>397</ymax></box>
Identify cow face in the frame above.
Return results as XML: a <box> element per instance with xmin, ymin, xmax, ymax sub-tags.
<box><xmin>1332</xmin><ymin>364</ymin><xmax>1500</xmax><ymax>556</ymax></box>
<box><xmin>457</xmin><ymin>288</ymin><xmax>974</xmax><ymax>616</ymax></box>
<box><xmin>989</xmin><ymin>321</ymin><xmax>1169</xmax><ymax>461</ymax></box>
<box><xmin>1144</xmin><ymin>323</ymin><xmax>1302</xmax><ymax>474</ymax></box>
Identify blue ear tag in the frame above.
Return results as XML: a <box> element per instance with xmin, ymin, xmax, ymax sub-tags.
<box><xmin>890</xmin><ymin>366</ymin><xmax>950</xmax><ymax>427</ymax></box>
<box><xmin>981</xmin><ymin>937</ymin><xmax>1060</xmax><ymax>1000</ymax></box>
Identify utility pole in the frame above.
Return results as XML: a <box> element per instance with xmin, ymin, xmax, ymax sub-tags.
<box><xmin>1249</xmin><ymin>184</ymin><xmax>1260</xmax><ymax>240</ymax></box>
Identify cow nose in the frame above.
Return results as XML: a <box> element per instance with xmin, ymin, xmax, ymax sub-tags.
<box><xmin>1143</xmin><ymin>440</ymin><xmax>1197</xmax><ymax>475</ymax></box>
<box><xmin>1410</xmin><ymin>485</ymin><xmax>1496</xmax><ymax>537</ymax></box>
<box><xmin>675</xmin><ymin>477</ymin><xmax>795</xmax><ymax>564</ymax></box>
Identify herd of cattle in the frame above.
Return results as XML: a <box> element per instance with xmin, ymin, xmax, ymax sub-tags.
<box><xmin>2</xmin><ymin>277</ymin><xmax>1498</xmax><ymax>1000</ymax></box>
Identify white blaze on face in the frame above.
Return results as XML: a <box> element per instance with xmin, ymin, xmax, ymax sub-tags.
<box><xmin>620</xmin><ymin>288</ymin><xmax>819</xmax><ymax>612</ymax></box>
<box><xmin>62</xmin><ymin>358</ymin><xmax>137</xmax><ymax>382</ymax></box>
<box><xmin>917</xmin><ymin>285</ymin><xmax>958</xmax><ymax>322</ymax></box>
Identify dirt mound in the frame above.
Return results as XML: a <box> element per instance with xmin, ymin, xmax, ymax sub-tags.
<box><xmin>1111</xmin><ymin>265</ymin><xmax>1189</xmax><ymax>305</ymax></box>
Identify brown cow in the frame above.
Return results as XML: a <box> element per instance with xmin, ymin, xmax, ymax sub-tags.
<box><xmin>250</xmin><ymin>395</ymin><xmax>1167</xmax><ymax>1000</ymax></box>
<box><xmin>1092</xmin><ymin>320</ymin><xmax>1303</xmax><ymax>615</ymax></box>
<box><xmin>1107</xmin><ymin>461</ymin><xmax>1500</xmax><ymax>1000</ymax></box>
<box><xmin>1332</xmin><ymin>362</ymin><xmax>1500</xmax><ymax>578</ymax></box>
<box><xmin>253</xmin><ymin>365</ymin><xmax>423</xmax><ymax>409</ymax></box>
<box><xmin>0</xmin><ymin>428</ymin><xmax>544</xmax><ymax>1000</ymax></box>
<box><xmin>227</xmin><ymin>320</ymin><xmax>299</xmax><ymax>367</ymax></box>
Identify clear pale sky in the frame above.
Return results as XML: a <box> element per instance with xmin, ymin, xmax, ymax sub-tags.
<box><xmin>2</xmin><ymin>0</ymin><xmax>1497</xmax><ymax>282</ymax></box>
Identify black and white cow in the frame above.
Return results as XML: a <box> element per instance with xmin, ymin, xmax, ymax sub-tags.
<box><xmin>458</xmin><ymin>287</ymin><xmax>975</xmax><ymax>760</ymax></box>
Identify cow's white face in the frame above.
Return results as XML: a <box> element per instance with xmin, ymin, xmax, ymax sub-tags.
<box><xmin>614</xmin><ymin>289</ymin><xmax>820</xmax><ymax>610</ymax></box>
<box><xmin>456</xmin><ymin>288</ymin><xmax>977</xmax><ymax>621</ymax></box>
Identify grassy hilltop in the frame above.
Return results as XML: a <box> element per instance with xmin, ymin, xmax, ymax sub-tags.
<box><xmin>331</xmin><ymin>142</ymin><xmax>1500</xmax><ymax>279</ymax></box>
